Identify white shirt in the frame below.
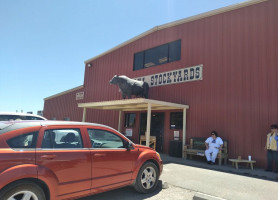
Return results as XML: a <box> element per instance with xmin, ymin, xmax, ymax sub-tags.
<box><xmin>205</xmin><ymin>137</ymin><xmax>223</xmax><ymax>149</ymax></box>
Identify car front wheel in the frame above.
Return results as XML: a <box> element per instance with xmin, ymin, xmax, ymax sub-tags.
<box><xmin>0</xmin><ymin>180</ymin><xmax>46</xmax><ymax>200</ymax></box>
<box><xmin>134</xmin><ymin>161</ymin><xmax>159</xmax><ymax>193</ymax></box>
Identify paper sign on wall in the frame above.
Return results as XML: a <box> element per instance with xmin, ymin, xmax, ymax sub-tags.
<box><xmin>174</xmin><ymin>131</ymin><xmax>179</xmax><ymax>140</ymax></box>
<box><xmin>76</xmin><ymin>92</ymin><xmax>84</xmax><ymax>100</ymax></box>
<box><xmin>125</xmin><ymin>129</ymin><xmax>133</xmax><ymax>137</ymax></box>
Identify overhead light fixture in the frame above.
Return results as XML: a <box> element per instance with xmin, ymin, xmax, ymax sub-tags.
<box><xmin>88</xmin><ymin>63</ymin><xmax>92</xmax><ymax>67</ymax></box>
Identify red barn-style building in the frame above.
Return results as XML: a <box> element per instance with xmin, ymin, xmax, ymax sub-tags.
<box><xmin>44</xmin><ymin>0</ymin><xmax>278</xmax><ymax>167</ymax></box>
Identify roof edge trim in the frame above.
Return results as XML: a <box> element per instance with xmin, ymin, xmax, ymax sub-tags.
<box><xmin>44</xmin><ymin>85</ymin><xmax>84</xmax><ymax>101</ymax></box>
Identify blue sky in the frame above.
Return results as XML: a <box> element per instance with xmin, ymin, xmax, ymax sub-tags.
<box><xmin>0</xmin><ymin>0</ymin><xmax>246</xmax><ymax>114</ymax></box>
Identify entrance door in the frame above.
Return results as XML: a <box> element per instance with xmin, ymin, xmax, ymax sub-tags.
<box><xmin>139</xmin><ymin>113</ymin><xmax>164</xmax><ymax>152</ymax></box>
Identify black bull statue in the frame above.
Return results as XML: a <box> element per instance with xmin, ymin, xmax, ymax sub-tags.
<box><xmin>109</xmin><ymin>75</ymin><xmax>149</xmax><ymax>99</ymax></box>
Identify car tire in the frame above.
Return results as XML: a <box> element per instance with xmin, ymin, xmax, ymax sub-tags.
<box><xmin>0</xmin><ymin>180</ymin><xmax>46</xmax><ymax>200</ymax></box>
<box><xmin>134</xmin><ymin>161</ymin><xmax>159</xmax><ymax>193</ymax></box>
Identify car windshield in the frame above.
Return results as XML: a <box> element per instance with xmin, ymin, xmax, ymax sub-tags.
<box><xmin>0</xmin><ymin>122</ymin><xmax>14</xmax><ymax>131</ymax></box>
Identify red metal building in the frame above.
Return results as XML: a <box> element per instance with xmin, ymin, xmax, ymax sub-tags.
<box><xmin>44</xmin><ymin>0</ymin><xmax>278</xmax><ymax>167</ymax></box>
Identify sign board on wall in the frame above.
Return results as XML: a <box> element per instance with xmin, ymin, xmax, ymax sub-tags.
<box><xmin>136</xmin><ymin>64</ymin><xmax>203</xmax><ymax>87</ymax></box>
<box><xmin>76</xmin><ymin>92</ymin><xmax>84</xmax><ymax>100</ymax></box>
<box><xmin>174</xmin><ymin>131</ymin><xmax>179</xmax><ymax>140</ymax></box>
<box><xmin>125</xmin><ymin>128</ymin><xmax>133</xmax><ymax>137</ymax></box>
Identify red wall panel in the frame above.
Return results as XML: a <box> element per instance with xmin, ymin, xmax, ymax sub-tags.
<box><xmin>43</xmin><ymin>87</ymin><xmax>84</xmax><ymax>121</ymax></box>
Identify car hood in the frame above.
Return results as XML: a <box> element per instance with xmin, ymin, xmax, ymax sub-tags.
<box><xmin>134</xmin><ymin>144</ymin><xmax>154</xmax><ymax>151</ymax></box>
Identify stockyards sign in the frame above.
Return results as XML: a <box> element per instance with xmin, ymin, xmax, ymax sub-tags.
<box><xmin>136</xmin><ymin>64</ymin><xmax>203</xmax><ymax>87</ymax></box>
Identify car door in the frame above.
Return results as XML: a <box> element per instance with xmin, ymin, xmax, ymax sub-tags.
<box><xmin>36</xmin><ymin>126</ymin><xmax>91</xmax><ymax>196</ymax></box>
<box><xmin>87</xmin><ymin>128</ymin><xmax>137</xmax><ymax>192</ymax></box>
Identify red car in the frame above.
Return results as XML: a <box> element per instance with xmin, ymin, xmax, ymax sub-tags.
<box><xmin>0</xmin><ymin>120</ymin><xmax>163</xmax><ymax>200</ymax></box>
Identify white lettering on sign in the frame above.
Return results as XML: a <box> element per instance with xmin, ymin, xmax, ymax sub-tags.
<box><xmin>76</xmin><ymin>92</ymin><xmax>84</xmax><ymax>100</ymax></box>
<box><xmin>135</xmin><ymin>64</ymin><xmax>203</xmax><ymax>87</ymax></box>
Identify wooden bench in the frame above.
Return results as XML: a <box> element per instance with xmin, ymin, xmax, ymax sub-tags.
<box><xmin>184</xmin><ymin>137</ymin><xmax>228</xmax><ymax>166</ymax></box>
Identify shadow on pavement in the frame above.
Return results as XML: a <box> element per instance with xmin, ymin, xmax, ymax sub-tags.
<box><xmin>79</xmin><ymin>180</ymin><xmax>163</xmax><ymax>200</ymax></box>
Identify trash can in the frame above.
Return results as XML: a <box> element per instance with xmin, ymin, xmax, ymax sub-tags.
<box><xmin>169</xmin><ymin>140</ymin><xmax>182</xmax><ymax>157</ymax></box>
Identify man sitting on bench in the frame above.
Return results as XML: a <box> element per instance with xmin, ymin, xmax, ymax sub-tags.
<box><xmin>205</xmin><ymin>131</ymin><xmax>223</xmax><ymax>165</ymax></box>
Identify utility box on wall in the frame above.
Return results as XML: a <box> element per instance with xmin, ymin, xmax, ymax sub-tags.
<box><xmin>169</xmin><ymin>140</ymin><xmax>182</xmax><ymax>158</ymax></box>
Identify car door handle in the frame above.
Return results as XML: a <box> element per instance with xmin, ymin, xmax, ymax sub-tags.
<box><xmin>41</xmin><ymin>155</ymin><xmax>56</xmax><ymax>160</ymax></box>
<box><xmin>93</xmin><ymin>153</ymin><xmax>106</xmax><ymax>157</ymax></box>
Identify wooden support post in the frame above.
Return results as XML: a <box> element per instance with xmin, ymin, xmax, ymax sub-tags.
<box><xmin>82</xmin><ymin>108</ymin><xmax>87</xmax><ymax>122</ymax></box>
<box><xmin>182</xmin><ymin>108</ymin><xmax>187</xmax><ymax>158</ymax></box>
<box><xmin>146</xmin><ymin>103</ymin><xmax>151</xmax><ymax>147</ymax></box>
<box><xmin>118</xmin><ymin>110</ymin><xmax>122</xmax><ymax>132</ymax></box>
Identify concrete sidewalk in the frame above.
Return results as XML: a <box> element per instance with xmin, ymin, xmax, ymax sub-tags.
<box><xmin>161</xmin><ymin>163</ymin><xmax>278</xmax><ymax>200</ymax></box>
<box><xmin>160</xmin><ymin>154</ymin><xmax>278</xmax><ymax>182</ymax></box>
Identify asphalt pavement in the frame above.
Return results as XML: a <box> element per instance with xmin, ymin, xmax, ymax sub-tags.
<box><xmin>80</xmin><ymin>181</ymin><xmax>195</xmax><ymax>200</ymax></box>
<box><xmin>79</xmin><ymin>154</ymin><xmax>278</xmax><ymax>200</ymax></box>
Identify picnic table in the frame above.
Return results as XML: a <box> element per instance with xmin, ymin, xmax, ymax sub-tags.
<box><xmin>229</xmin><ymin>158</ymin><xmax>256</xmax><ymax>170</ymax></box>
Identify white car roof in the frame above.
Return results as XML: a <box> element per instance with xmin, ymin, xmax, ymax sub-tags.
<box><xmin>0</xmin><ymin>112</ymin><xmax>47</xmax><ymax>120</ymax></box>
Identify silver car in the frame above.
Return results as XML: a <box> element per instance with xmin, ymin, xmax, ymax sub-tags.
<box><xmin>0</xmin><ymin>112</ymin><xmax>47</xmax><ymax>121</ymax></box>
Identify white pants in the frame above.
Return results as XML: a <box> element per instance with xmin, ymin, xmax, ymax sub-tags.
<box><xmin>205</xmin><ymin>148</ymin><xmax>219</xmax><ymax>162</ymax></box>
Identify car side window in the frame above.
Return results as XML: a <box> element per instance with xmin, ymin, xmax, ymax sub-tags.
<box><xmin>0</xmin><ymin>115</ymin><xmax>20</xmax><ymax>121</ymax></box>
<box><xmin>88</xmin><ymin>129</ymin><xmax>124</xmax><ymax>149</ymax></box>
<box><xmin>41</xmin><ymin>129</ymin><xmax>83</xmax><ymax>149</ymax></box>
<box><xmin>26</xmin><ymin>116</ymin><xmax>44</xmax><ymax>120</ymax></box>
<box><xmin>7</xmin><ymin>132</ymin><xmax>38</xmax><ymax>149</ymax></box>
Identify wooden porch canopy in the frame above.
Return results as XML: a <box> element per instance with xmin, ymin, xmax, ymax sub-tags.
<box><xmin>78</xmin><ymin>98</ymin><xmax>189</xmax><ymax>157</ymax></box>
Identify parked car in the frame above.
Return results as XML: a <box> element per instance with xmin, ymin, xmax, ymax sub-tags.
<box><xmin>0</xmin><ymin>120</ymin><xmax>163</xmax><ymax>200</ymax></box>
<box><xmin>0</xmin><ymin>112</ymin><xmax>47</xmax><ymax>121</ymax></box>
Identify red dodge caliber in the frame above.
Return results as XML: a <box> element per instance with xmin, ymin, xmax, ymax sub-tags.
<box><xmin>0</xmin><ymin>120</ymin><xmax>163</xmax><ymax>200</ymax></box>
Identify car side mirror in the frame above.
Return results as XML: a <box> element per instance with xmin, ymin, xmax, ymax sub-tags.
<box><xmin>126</xmin><ymin>141</ymin><xmax>134</xmax><ymax>150</ymax></box>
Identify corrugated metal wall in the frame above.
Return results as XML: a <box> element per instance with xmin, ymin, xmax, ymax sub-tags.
<box><xmin>44</xmin><ymin>0</ymin><xmax>278</xmax><ymax>166</ymax></box>
<box><xmin>43</xmin><ymin>87</ymin><xmax>84</xmax><ymax>121</ymax></box>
